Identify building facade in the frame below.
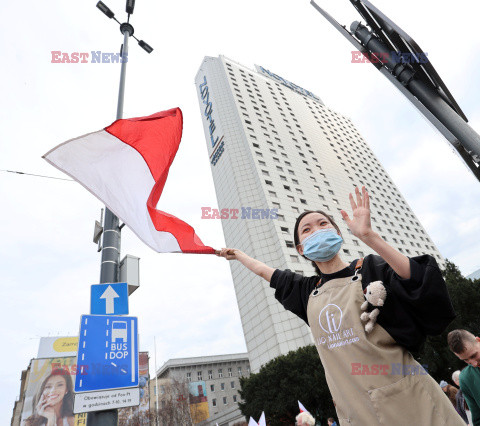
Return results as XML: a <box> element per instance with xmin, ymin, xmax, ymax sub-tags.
<box><xmin>195</xmin><ymin>55</ymin><xmax>444</xmax><ymax>372</ymax></box>
<box><xmin>150</xmin><ymin>353</ymin><xmax>250</xmax><ymax>426</ymax></box>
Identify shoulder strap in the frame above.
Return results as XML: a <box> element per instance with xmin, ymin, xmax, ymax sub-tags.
<box><xmin>355</xmin><ymin>258</ymin><xmax>364</xmax><ymax>271</ymax></box>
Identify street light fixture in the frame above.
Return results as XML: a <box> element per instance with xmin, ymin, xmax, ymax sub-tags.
<box><xmin>126</xmin><ymin>0</ymin><xmax>135</xmax><ymax>15</ymax></box>
<box><xmin>96</xmin><ymin>1</ymin><xmax>114</xmax><ymax>19</ymax></box>
<box><xmin>138</xmin><ymin>39</ymin><xmax>153</xmax><ymax>53</ymax></box>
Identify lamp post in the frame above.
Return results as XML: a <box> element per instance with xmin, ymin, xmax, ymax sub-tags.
<box><xmin>89</xmin><ymin>2</ymin><xmax>153</xmax><ymax>424</ymax></box>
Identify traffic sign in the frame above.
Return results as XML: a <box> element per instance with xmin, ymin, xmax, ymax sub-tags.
<box><xmin>74</xmin><ymin>387</ymin><xmax>140</xmax><ymax>413</ymax></box>
<box><xmin>75</xmin><ymin>315</ymin><xmax>138</xmax><ymax>392</ymax></box>
<box><xmin>91</xmin><ymin>283</ymin><xmax>129</xmax><ymax>315</ymax></box>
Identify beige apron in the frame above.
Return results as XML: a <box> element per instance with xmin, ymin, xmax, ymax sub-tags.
<box><xmin>306</xmin><ymin>262</ymin><xmax>464</xmax><ymax>425</ymax></box>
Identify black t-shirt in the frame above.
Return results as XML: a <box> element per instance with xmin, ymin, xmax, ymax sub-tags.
<box><xmin>270</xmin><ymin>254</ymin><xmax>456</xmax><ymax>353</ymax></box>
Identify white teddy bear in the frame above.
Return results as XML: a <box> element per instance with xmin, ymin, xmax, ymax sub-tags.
<box><xmin>360</xmin><ymin>281</ymin><xmax>387</xmax><ymax>333</ymax></box>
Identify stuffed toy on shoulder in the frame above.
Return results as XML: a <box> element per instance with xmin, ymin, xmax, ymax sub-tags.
<box><xmin>360</xmin><ymin>281</ymin><xmax>387</xmax><ymax>333</ymax></box>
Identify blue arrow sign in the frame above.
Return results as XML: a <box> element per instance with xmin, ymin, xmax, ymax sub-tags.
<box><xmin>75</xmin><ymin>315</ymin><xmax>138</xmax><ymax>392</ymax></box>
<box><xmin>91</xmin><ymin>283</ymin><xmax>129</xmax><ymax>315</ymax></box>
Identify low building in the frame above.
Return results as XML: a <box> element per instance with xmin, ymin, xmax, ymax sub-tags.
<box><xmin>150</xmin><ymin>353</ymin><xmax>250</xmax><ymax>425</ymax></box>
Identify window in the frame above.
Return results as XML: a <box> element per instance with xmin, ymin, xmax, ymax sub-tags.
<box><xmin>210</xmin><ymin>384</ymin><xmax>215</xmax><ymax>392</ymax></box>
<box><xmin>208</xmin><ymin>370</ymin><xmax>213</xmax><ymax>379</ymax></box>
<box><xmin>186</xmin><ymin>372</ymin><xmax>191</xmax><ymax>382</ymax></box>
<box><xmin>221</xmin><ymin>383</ymin><xmax>225</xmax><ymax>391</ymax></box>
<box><xmin>228</xmin><ymin>368</ymin><xmax>232</xmax><ymax>377</ymax></box>
<box><xmin>197</xmin><ymin>371</ymin><xmax>202</xmax><ymax>381</ymax></box>
<box><xmin>212</xmin><ymin>399</ymin><xmax>217</xmax><ymax>407</ymax></box>
<box><xmin>268</xmin><ymin>191</ymin><xmax>277</xmax><ymax>198</ymax></box>
<box><xmin>238</xmin><ymin>366</ymin><xmax>242</xmax><ymax>375</ymax></box>
<box><xmin>290</xmin><ymin>255</ymin><xmax>299</xmax><ymax>263</ymax></box>
<box><xmin>223</xmin><ymin>397</ymin><xmax>227</xmax><ymax>405</ymax></box>
<box><xmin>231</xmin><ymin>381</ymin><xmax>235</xmax><ymax>389</ymax></box>
<box><xmin>286</xmin><ymin>240</ymin><xmax>294</xmax><ymax>248</ymax></box>
<box><xmin>280</xmin><ymin>227</ymin><xmax>289</xmax><ymax>233</ymax></box>
<box><xmin>233</xmin><ymin>395</ymin><xmax>237</xmax><ymax>403</ymax></box>
<box><xmin>218</xmin><ymin>369</ymin><xmax>223</xmax><ymax>378</ymax></box>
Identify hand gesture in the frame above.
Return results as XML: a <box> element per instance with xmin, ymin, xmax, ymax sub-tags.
<box><xmin>36</xmin><ymin>394</ymin><xmax>56</xmax><ymax>425</ymax></box>
<box><xmin>215</xmin><ymin>248</ymin><xmax>241</xmax><ymax>260</ymax></box>
<box><xmin>340</xmin><ymin>186</ymin><xmax>374</xmax><ymax>241</ymax></box>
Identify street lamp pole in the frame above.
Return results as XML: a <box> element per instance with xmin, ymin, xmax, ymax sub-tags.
<box><xmin>90</xmin><ymin>2</ymin><xmax>152</xmax><ymax>424</ymax></box>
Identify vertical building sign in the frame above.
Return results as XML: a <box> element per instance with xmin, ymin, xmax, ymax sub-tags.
<box><xmin>198</xmin><ymin>75</ymin><xmax>225</xmax><ymax>166</ymax></box>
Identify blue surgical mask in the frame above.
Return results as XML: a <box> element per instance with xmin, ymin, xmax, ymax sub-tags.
<box><xmin>302</xmin><ymin>229</ymin><xmax>343</xmax><ymax>262</ymax></box>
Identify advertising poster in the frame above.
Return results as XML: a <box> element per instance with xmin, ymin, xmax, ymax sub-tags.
<box><xmin>37</xmin><ymin>337</ymin><xmax>79</xmax><ymax>359</ymax></box>
<box><xmin>188</xmin><ymin>380</ymin><xmax>209</xmax><ymax>424</ymax></box>
<box><xmin>20</xmin><ymin>356</ymin><xmax>83</xmax><ymax>426</ymax></box>
<box><xmin>118</xmin><ymin>352</ymin><xmax>149</xmax><ymax>425</ymax></box>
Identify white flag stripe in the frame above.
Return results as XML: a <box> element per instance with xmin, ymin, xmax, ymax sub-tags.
<box><xmin>44</xmin><ymin>130</ymin><xmax>181</xmax><ymax>252</ymax></box>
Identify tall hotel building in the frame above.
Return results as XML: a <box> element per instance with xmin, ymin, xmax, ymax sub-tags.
<box><xmin>195</xmin><ymin>55</ymin><xmax>444</xmax><ymax>372</ymax></box>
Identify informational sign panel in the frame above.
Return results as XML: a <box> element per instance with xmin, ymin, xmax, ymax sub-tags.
<box><xmin>90</xmin><ymin>282</ymin><xmax>129</xmax><ymax>315</ymax></box>
<box><xmin>74</xmin><ymin>387</ymin><xmax>140</xmax><ymax>413</ymax></box>
<box><xmin>75</xmin><ymin>315</ymin><xmax>138</xmax><ymax>393</ymax></box>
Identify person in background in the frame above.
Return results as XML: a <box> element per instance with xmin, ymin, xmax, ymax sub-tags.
<box><xmin>452</xmin><ymin>370</ymin><xmax>470</xmax><ymax>424</ymax></box>
<box><xmin>327</xmin><ymin>418</ymin><xmax>338</xmax><ymax>426</ymax></box>
<box><xmin>440</xmin><ymin>379</ymin><xmax>459</xmax><ymax>407</ymax></box>
<box><xmin>295</xmin><ymin>411</ymin><xmax>315</xmax><ymax>426</ymax></box>
<box><xmin>448</xmin><ymin>329</ymin><xmax>480</xmax><ymax>426</ymax></box>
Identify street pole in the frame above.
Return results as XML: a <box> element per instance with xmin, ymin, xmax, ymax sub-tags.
<box><xmin>88</xmin><ymin>24</ymin><xmax>133</xmax><ymax>426</ymax></box>
<box><xmin>154</xmin><ymin>336</ymin><xmax>159</xmax><ymax>425</ymax></box>
<box><xmin>350</xmin><ymin>21</ymin><xmax>480</xmax><ymax>179</ymax></box>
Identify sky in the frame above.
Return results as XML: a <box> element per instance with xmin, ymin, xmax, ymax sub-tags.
<box><xmin>1</xmin><ymin>0</ymin><xmax>480</xmax><ymax>422</ymax></box>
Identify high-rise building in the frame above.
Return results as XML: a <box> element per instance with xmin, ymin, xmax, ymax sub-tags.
<box><xmin>195</xmin><ymin>55</ymin><xmax>444</xmax><ymax>372</ymax></box>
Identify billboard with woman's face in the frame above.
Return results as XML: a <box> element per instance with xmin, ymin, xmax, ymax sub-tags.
<box><xmin>20</xmin><ymin>357</ymin><xmax>82</xmax><ymax>426</ymax></box>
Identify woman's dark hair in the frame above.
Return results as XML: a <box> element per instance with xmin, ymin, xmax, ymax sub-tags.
<box><xmin>25</xmin><ymin>368</ymin><xmax>74</xmax><ymax>426</ymax></box>
<box><xmin>294</xmin><ymin>210</ymin><xmax>341</xmax><ymax>276</ymax></box>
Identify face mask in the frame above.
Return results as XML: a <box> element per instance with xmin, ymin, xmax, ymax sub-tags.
<box><xmin>302</xmin><ymin>228</ymin><xmax>343</xmax><ymax>262</ymax></box>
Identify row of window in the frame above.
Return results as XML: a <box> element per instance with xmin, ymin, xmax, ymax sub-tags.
<box><xmin>185</xmin><ymin>366</ymin><xmax>248</xmax><ymax>381</ymax></box>
<box><xmin>209</xmin><ymin>381</ymin><xmax>236</xmax><ymax>392</ymax></box>
<box><xmin>212</xmin><ymin>395</ymin><xmax>237</xmax><ymax>407</ymax></box>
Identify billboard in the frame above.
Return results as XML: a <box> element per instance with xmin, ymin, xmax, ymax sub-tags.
<box><xmin>118</xmin><ymin>352</ymin><xmax>150</xmax><ymax>425</ymax></box>
<box><xmin>20</xmin><ymin>357</ymin><xmax>84</xmax><ymax>425</ymax></box>
<box><xmin>37</xmin><ymin>337</ymin><xmax>78</xmax><ymax>358</ymax></box>
<box><xmin>188</xmin><ymin>380</ymin><xmax>209</xmax><ymax>424</ymax></box>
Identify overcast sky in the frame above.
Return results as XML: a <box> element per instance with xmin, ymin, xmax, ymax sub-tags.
<box><xmin>1</xmin><ymin>0</ymin><xmax>479</xmax><ymax>422</ymax></box>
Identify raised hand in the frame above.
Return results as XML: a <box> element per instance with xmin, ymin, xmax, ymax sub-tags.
<box><xmin>36</xmin><ymin>394</ymin><xmax>56</xmax><ymax>425</ymax></box>
<box><xmin>340</xmin><ymin>186</ymin><xmax>374</xmax><ymax>241</ymax></box>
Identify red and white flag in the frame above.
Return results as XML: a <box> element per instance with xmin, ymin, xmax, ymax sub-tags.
<box><xmin>43</xmin><ymin>108</ymin><xmax>214</xmax><ymax>254</ymax></box>
<box><xmin>248</xmin><ymin>412</ymin><xmax>266</xmax><ymax>426</ymax></box>
<box><xmin>298</xmin><ymin>400</ymin><xmax>309</xmax><ymax>414</ymax></box>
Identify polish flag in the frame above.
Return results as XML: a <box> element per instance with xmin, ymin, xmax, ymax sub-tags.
<box><xmin>248</xmin><ymin>412</ymin><xmax>266</xmax><ymax>426</ymax></box>
<box><xmin>298</xmin><ymin>400</ymin><xmax>309</xmax><ymax>413</ymax></box>
<box><xmin>43</xmin><ymin>108</ymin><xmax>214</xmax><ymax>254</ymax></box>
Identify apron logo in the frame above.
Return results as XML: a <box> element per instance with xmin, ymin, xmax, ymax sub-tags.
<box><xmin>319</xmin><ymin>304</ymin><xmax>343</xmax><ymax>334</ymax></box>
